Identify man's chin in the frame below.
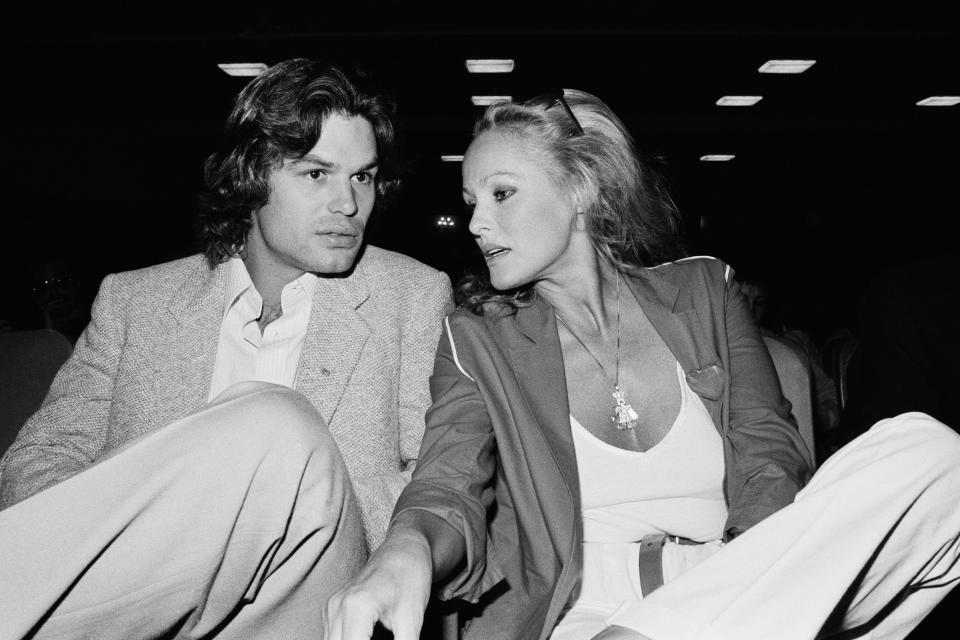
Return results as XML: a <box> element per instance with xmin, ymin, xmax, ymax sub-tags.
<box><xmin>308</xmin><ymin>248</ymin><xmax>363</xmax><ymax>275</ymax></box>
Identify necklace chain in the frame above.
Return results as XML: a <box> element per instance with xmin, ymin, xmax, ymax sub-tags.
<box><xmin>554</xmin><ymin>272</ymin><xmax>639</xmax><ymax>430</ymax></box>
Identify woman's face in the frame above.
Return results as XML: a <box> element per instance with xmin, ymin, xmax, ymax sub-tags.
<box><xmin>462</xmin><ymin>130</ymin><xmax>583</xmax><ymax>290</ymax></box>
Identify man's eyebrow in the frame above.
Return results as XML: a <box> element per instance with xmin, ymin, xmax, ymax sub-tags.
<box><xmin>289</xmin><ymin>154</ymin><xmax>334</xmax><ymax>168</ymax></box>
<box><xmin>357</xmin><ymin>158</ymin><xmax>380</xmax><ymax>173</ymax></box>
<box><xmin>290</xmin><ymin>154</ymin><xmax>379</xmax><ymax>172</ymax></box>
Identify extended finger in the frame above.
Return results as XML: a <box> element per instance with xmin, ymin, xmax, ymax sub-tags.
<box><xmin>383</xmin><ymin>607</ymin><xmax>424</xmax><ymax>640</ymax></box>
<box><xmin>339</xmin><ymin>602</ymin><xmax>381</xmax><ymax>640</ymax></box>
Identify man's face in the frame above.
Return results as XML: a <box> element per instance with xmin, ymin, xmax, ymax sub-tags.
<box><xmin>245</xmin><ymin>113</ymin><xmax>379</xmax><ymax>282</ymax></box>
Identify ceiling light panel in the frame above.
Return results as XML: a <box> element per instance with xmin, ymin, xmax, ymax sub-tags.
<box><xmin>465</xmin><ymin>59</ymin><xmax>515</xmax><ymax>73</ymax></box>
<box><xmin>716</xmin><ymin>95</ymin><xmax>763</xmax><ymax>106</ymax></box>
<box><xmin>916</xmin><ymin>96</ymin><xmax>960</xmax><ymax>106</ymax></box>
<box><xmin>440</xmin><ymin>155</ymin><xmax>464</xmax><ymax>162</ymax></box>
<box><xmin>217</xmin><ymin>63</ymin><xmax>268</xmax><ymax>77</ymax></box>
<box><xmin>471</xmin><ymin>95</ymin><xmax>512</xmax><ymax>106</ymax></box>
<box><xmin>758</xmin><ymin>59</ymin><xmax>816</xmax><ymax>74</ymax></box>
<box><xmin>700</xmin><ymin>154</ymin><xmax>736</xmax><ymax>162</ymax></box>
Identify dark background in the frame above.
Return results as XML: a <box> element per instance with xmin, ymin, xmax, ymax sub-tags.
<box><xmin>2</xmin><ymin>2</ymin><xmax>957</xmax><ymax>341</ymax></box>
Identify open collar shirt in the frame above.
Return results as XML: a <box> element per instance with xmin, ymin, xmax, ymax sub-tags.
<box><xmin>207</xmin><ymin>258</ymin><xmax>318</xmax><ymax>401</ymax></box>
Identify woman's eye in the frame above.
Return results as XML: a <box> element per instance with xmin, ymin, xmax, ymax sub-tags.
<box><xmin>353</xmin><ymin>172</ymin><xmax>372</xmax><ymax>185</ymax></box>
<box><xmin>493</xmin><ymin>189</ymin><xmax>513</xmax><ymax>202</ymax></box>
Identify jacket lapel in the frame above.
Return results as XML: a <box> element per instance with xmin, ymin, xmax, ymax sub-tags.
<box><xmin>507</xmin><ymin>297</ymin><xmax>579</xmax><ymax>495</ymax></box>
<box><xmin>294</xmin><ymin>274</ymin><xmax>371</xmax><ymax>425</ymax></box>
<box><xmin>152</xmin><ymin>260</ymin><xmax>224</xmax><ymax>431</ymax></box>
<box><xmin>626</xmin><ymin>269</ymin><xmax>712</xmax><ymax>365</ymax></box>
<box><xmin>624</xmin><ymin>268</ymin><xmax>726</xmax><ymax>403</ymax></box>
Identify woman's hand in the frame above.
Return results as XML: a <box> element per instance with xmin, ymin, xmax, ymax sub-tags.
<box><xmin>590</xmin><ymin>625</ymin><xmax>653</xmax><ymax>640</ymax></box>
<box><xmin>324</xmin><ymin>527</ymin><xmax>434</xmax><ymax>640</ymax></box>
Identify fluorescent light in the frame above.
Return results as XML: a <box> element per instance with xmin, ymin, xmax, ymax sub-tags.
<box><xmin>758</xmin><ymin>59</ymin><xmax>816</xmax><ymax>74</ymax></box>
<box><xmin>436</xmin><ymin>216</ymin><xmax>457</xmax><ymax>228</ymax></box>
<box><xmin>716</xmin><ymin>95</ymin><xmax>763</xmax><ymax>106</ymax></box>
<box><xmin>471</xmin><ymin>95</ymin><xmax>512</xmax><ymax>106</ymax></box>
<box><xmin>916</xmin><ymin>96</ymin><xmax>960</xmax><ymax>106</ymax></box>
<box><xmin>465</xmin><ymin>59</ymin><xmax>515</xmax><ymax>73</ymax></box>
<box><xmin>440</xmin><ymin>155</ymin><xmax>464</xmax><ymax>162</ymax></box>
<box><xmin>218</xmin><ymin>63</ymin><xmax>269</xmax><ymax>77</ymax></box>
<box><xmin>700</xmin><ymin>154</ymin><xmax>736</xmax><ymax>162</ymax></box>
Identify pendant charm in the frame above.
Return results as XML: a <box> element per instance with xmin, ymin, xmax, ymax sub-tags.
<box><xmin>611</xmin><ymin>385</ymin><xmax>639</xmax><ymax>430</ymax></box>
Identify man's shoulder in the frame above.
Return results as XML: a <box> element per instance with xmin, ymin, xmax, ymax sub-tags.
<box><xmin>356</xmin><ymin>246</ymin><xmax>451</xmax><ymax>303</ymax></box>
<box><xmin>356</xmin><ymin>245</ymin><xmax>443</xmax><ymax>281</ymax></box>
<box><xmin>109</xmin><ymin>254</ymin><xmax>207</xmax><ymax>286</ymax></box>
<box><xmin>104</xmin><ymin>254</ymin><xmax>210</xmax><ymax>302</ymax></box>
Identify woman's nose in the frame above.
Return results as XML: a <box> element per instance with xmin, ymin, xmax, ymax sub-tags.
<box><xmin>467</xmin><ymin>205</ymin><xmax>490</xmax><ymax>237</ymax></box>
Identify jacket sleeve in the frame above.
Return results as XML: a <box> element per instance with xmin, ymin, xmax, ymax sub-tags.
<box><xmin>391</xmin><ymin>314</ymin><xmax>503</xmax><ymax>603</ymax></box>
<box><xmin>721</xmin><ymin>268</ymin><xmax>814</xmax><ymax>538</ymax></box>
<box><xmin>351</xmin><ymin>269</ymin><xmax>454</xmax><ymax>549</ymax></box>
<box><xmin>0</xmin><ymin>274</ymin><xmax>123</xmax><ymax>509</ymax></box>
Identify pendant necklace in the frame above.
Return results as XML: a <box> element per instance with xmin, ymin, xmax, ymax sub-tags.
<box><xmin>555</xmin><ymin>272</ymin><xmax>640</xmax><ymax>431</ymax></box>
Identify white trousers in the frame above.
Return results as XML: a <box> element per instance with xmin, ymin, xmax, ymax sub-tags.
<box><xmin>0</xmin><ymin>382</ymin><xmax>367</xmax><ymax>640</ymax></box>
<box><xmin>598</xmin><ymin>412</ymin><xmax>960</xmax><ymax>640</ymax></box>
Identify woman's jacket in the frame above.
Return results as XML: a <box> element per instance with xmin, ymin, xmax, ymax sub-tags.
<box><xmin>392</xmin><ymin>257</ymin><xmax>814</xmax><ymax>640</ymax></box>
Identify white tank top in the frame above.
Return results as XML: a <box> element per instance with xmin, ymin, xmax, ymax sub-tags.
<box><xmin>572</xmin><ymin>362</ymin><xmax>728</xmax><ymax>543</ymax></box>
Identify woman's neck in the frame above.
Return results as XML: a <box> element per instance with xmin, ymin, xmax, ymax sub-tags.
<box><xmin>535</xmin><ymin>255</ymin><xmax>619</xmax><ymax>335</ymax></box>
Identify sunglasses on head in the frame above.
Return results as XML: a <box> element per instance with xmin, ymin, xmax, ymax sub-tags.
<box><xmin>522</xmin><ymin>89</ymin><xmax>584</xmax><ymax>138</ymax></box>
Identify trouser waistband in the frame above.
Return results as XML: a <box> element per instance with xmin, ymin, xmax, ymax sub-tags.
<box><xmin>637</xmin><ymin>533</ymin><xmax>700</xmax><ymax>596</ymax></box>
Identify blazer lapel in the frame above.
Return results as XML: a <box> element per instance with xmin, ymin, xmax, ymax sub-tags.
<box><xmin>508</xmin><ymin>297</ymin><xmax>579</xmax><ymax>490</ymax></box>
<box><xmin>294</xmin><ymin>274</ymin><xmax>371</xmax><ymax>425</ymax></box>
<box><xmin>624</xmin><ymin>269</ymin><xmax>725</xmax><ymax>401</ymax></box>
<box><xmin>152</xmin><ymin>260</ymin><xmax>224</xmax><ymax>432</ymax></box>
<box><xmin>507</xmin><ymin>298</ymin><xmax>588</xmax><ymax>633</ymax></box>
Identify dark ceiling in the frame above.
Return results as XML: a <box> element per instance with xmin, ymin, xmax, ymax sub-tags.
<box><xmin>3</xmin><ymin>2</ymin><xmax>958</xmax><ymax>335</ymax></box>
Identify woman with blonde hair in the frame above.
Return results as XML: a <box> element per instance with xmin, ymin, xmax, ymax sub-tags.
<box><xmin>325</xmin><ymin>89</ymin><xmax>960</xmax><ymax>640</ymax></box>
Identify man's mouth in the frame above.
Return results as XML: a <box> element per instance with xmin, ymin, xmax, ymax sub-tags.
<box><xmin>317</xmin><ymin>224</ymin><xmax>359</xmax><ymax>237</ymax></box>
<box><xmin>316</xmin><ymin>228</ymin><xmax>360</xmax><ymax>248</ymax></box>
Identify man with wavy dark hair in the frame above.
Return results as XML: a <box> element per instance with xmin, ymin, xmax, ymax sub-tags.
<box><xmin>0</xmin><ymin>58</ymin><xmax>452</xmax><ymax>638</ymax></box>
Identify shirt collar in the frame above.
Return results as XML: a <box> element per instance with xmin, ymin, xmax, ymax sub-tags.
<box><xmin>222</xmin><ymin>257</ymin><xmax>256</xmax><ymax>316</ymax></box>
<box><xmin>222</xmin><ymin>257</ymin><xmax>320</xmax><ymax>316</ymax></box>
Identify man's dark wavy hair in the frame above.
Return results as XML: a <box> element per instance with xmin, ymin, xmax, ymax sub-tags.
<box><xmin>197</xmin><ymin>58</ymin><xmax>401</xmax><ymax>267</ymax></box>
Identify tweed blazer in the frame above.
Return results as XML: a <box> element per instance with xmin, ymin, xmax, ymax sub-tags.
<box><xmin>0</xmin><ymin>246</ymin><xmax>453</xmax><ymax>549</ymax></box>
<box><xmin>393</xmin><ymin>256</ymin><xmax>814</xmax><ymax>640</ymax></box>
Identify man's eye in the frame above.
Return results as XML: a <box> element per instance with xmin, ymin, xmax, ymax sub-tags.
<box><xmin>307</xmin><ymin>169</ymin><xmax>325</xmax><ymax>180</ymax></box>
<box><xmin>493</xmin><ymin>189</ymin><xmax>513</xmax><ymax>202</ymax></box>
<box><xmin>353</xmin><ymin>172</ymin><xmax>373</xmax><ymax>185</ymax></box>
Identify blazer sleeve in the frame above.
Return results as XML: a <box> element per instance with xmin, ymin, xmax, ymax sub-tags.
<box><xmin>391</xmin><ymin>314</ymin><xmax>503</xmax><ymax>603</ymax></box>
<box><xmin>0</xmin><ymin>274</ymin><xmax>123</xmax><ymax>509</ymax></box>
<box><xmin>721</xmin><ymin>268</ymin><xmax>814</xmax><ymax>537</ymax></box>
<box><xmin>350</xmin><ymin>269</ymin><xmax>453</xmax><ymax>548</ymax></box>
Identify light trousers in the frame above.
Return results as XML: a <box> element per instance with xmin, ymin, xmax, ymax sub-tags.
<box><xmin>602</xmin><ymin>412</ymin><xmax>960</xmax><ymax>640</ymax></box>
<box><xmin>0</xmin><ymin>382</ymin><xmax>367</xmax><ymax>639</ymax></box>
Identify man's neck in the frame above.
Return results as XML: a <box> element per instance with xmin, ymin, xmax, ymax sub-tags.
<box><xmin>242</xmin><ymin>255</ymin><xmax>303</xmax><ymax>309</ymax></box>
<box><xmin>257</xmin><ymin>300</ymin><xmax>284</xmax><ymax>334</ymax></box>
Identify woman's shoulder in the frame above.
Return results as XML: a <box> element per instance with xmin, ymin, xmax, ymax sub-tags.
<box><xmin>446</xmin><ymin>302</ymin><xmax>515</xmax><ymax>332</ymax></box>
<box><xmin>638</xmin><ymin>255</ymin><xmax>734</xmax><ymax>287</ymax></box>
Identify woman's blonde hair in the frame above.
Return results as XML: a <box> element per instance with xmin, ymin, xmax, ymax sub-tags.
<box><xmin>458</xmin><ymin>90</ymin><xmax>686</xmax><ymax>312</ymax></box>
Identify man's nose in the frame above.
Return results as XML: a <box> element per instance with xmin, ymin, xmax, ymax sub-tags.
<box><xmin>328</xmin><ymin>179</ymin><xmax>358</xmax><ymax>216</ymax></box>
